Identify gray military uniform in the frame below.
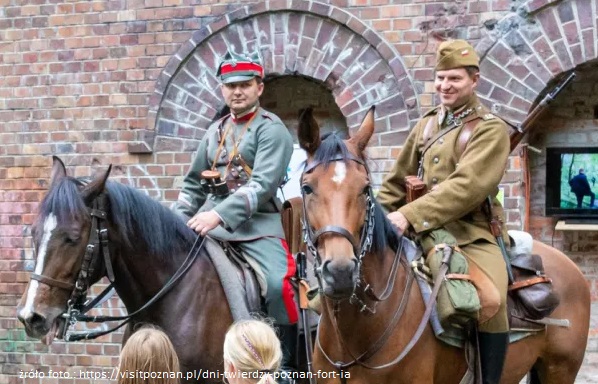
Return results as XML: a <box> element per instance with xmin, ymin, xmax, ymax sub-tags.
<box><xmin>175</xmin><ymin>106</ymin><xmax>298</xmax><ymax>324</ymax></box>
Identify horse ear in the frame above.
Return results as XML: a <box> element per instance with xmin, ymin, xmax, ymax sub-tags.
<box><xmin>349</xmin><ymin>106</ymin><xmax>375</xmax><ymax>152</ymax></box>
<box><xmin>298</xmin><ymin>107</ymin><xmax>321</xmax><ymax>155</ymax></box>
<box><xmin>82</xmin><ymin>164</ymin><xmax>112</xmax><ymax>203</ymax></box>
<box><xmin>50</xmin><ymin>156</ymin><xmax>67</xmax><ymax>187</ymax></box>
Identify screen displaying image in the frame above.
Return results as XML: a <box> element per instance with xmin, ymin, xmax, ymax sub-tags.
<box><xmin>559</xmin><ymin>153</ymin><xmax>598</xmax><ymax>209</ymax></box>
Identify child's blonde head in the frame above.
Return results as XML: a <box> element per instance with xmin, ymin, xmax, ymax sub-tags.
<box><xmin>223</xmin><ymin>319</ymin><xmax>282</xmax><ymax>384</ymax></box>
<box><xmin>118</xmin><ymin>326</ymin><xmax>180</xmax><ymax>384</ymax></box>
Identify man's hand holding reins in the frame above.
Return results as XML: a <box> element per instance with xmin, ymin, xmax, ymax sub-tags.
<box><xmin>387</xmin><ymin>211</ymin><xmax>410</xmax><ymax>236</ymax></box>
<box><xmin>188</xmin><ymin>210</ymin><xmax>222</xmax><ymax>236</ymax></box>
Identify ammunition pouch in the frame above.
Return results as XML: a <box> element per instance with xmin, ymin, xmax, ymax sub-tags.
<box><xmin>405</xmin><ymin>175</ymin><xmax>427</xmax><ymax>203</ymax></box>
<box><xmin>225</xmin><ymin>178</ymin><xmax>248</xmax><ymax>193</ymax></box>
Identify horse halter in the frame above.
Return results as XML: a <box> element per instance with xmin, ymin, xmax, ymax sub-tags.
<box><xmin>64</xmin><ymin>193</ymin><xmax>118</xmax><ymax>340</ymax></box>
<box><xmin>47</xmin><ymin>187</ymin><xmax>206</xmax><ymax>342</ymax></box>
<box><xmin>300</xmin><ymin>153</ymin><xmax>376</xmax><ymax>287</ymax></box>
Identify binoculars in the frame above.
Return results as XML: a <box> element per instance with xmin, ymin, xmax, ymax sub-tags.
<box><xmin>200</xmin><ymin>170</ymin><xmax>229</xmax><ymax>197</ymax></box>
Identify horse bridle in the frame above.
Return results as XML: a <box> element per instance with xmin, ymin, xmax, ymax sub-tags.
<box><xmin>31</xmin><ymin>189</ymin><xmax>205</xmax><ymax>341</ymax></box>
<box><xmin>302</xmin><ymin>154</ymin><xmax>432</xmax><ymax>381</ymax></box>
<box><xmin>301</xmin><ymin>153</ymin><xmax>376</xmax><ymax>288</ymax></box>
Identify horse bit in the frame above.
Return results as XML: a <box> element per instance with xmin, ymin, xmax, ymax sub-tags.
<box><xmin>301</xmin><ymin>154</ymin><xmax>420</xmax><ymax>382</ymax></box>
<box><xmin>300</xmin><ymin>153</ymin><xmax>376</xmax><ymax>309</ymax></box>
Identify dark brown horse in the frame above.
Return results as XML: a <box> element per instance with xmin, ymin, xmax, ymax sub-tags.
<box><xmin>17</xmin><ymin>157</ymin><xmax>233</xmax><ymax>383</ymax></box>
<box><xmin>298</xmin><ymin>107</ymin><xmax>590</xmax><ymax>384</ymax></box>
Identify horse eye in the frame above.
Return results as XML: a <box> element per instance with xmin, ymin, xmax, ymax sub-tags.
<box><xmin>301</xmin><ymin>184</ymin><xmax>314</xmax><ymax>195</ymax></box>
<box><xmin>65</xmin><ymin>236</ymin><xmax>80</xmax><ymax>245</ymax></box>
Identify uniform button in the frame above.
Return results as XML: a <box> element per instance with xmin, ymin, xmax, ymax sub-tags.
<box><xmin>423</xmin><ymin>221</ymin><xmax>430</xmax><ymax>228</ymax></box>
<box><xmin>237</xmin><ymin>183</ymin><xmax>242</xmax><ymax>187</ymax></box>
<box><xmin>433</xmin><ymin>157</ymin><xmax>439</xmax><ymax>164</ymax></box>
<box><xmin>432</xmin><ymin>177</ymin><xmax>438</xmax><ymax>184</ymax></box>
<box><xmin>438</xmin><ymin>138</ymin><xmax>444</xmax><ymax>144</ymax></box>
<box><xmin>231</xmin><ymin>188</ymin><xmax>236</xmax><ymax>193</ymax></box>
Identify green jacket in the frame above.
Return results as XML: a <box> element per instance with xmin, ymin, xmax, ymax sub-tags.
<box><xmin>377</xmin><ymin>94</ymin><xmax>510</xmax><ymax>246</ymax></box>
<box><xmin>175</xmin><ymin>107</ymin><xmax>294</xmax><ymax>241</ymax></box>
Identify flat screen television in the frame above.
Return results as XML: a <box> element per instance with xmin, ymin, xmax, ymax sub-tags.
<box><xmin>545</xmin><ymin>147</ymin><xmax>598</xmax><ymax>217</ymax></box>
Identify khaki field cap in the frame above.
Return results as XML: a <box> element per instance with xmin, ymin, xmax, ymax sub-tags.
<box><xmin>435</xmin><ymin>39</ymin><xmax>480</xmax><ymax>70</ymax></box>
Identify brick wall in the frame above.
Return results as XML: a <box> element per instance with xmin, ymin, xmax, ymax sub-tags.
<box><xmin>2</xmin><ymin>0</ymin><xmax>598</xmax><ymax>382</ymax></box>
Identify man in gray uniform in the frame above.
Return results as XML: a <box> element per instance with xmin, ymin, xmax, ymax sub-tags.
<box><xmin>175</xmin><ymin>50</ymin><xmax>298</xmax><ymax>382</ymax></box>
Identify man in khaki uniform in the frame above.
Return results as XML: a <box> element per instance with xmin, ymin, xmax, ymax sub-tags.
<box><xmin>377</xmin><ymin>40</ymin><xmax>509</xmax><ymax>384</ymax></box>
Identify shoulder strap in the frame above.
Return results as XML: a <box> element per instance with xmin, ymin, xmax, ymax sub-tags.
<box><xmin>456</xmin><ymin>120</ymin><xmax>477</xmax><ymax>158</ymax></box>
<box><xmin>422</xmin><ymin>114</ymin><xmax>436</xmax><ymax>147</ymax></box>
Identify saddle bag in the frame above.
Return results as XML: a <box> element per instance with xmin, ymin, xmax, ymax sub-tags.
<box><xmin>423</xmin><ymin>229</ymin><xmax>480</xmax><ymax>328</ymax></box>
<box><xmin>508</xmin><ymin>253</ymin><xmax>559</xmax><ymax>320</ymax></box>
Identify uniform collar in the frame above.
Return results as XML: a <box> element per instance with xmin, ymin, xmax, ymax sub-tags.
<box><xmin>438</xmin><ymin>94</ymin><xmax>478</xmax><ymax>128</ymax></box>
<box><xmin>231</xmin><ymin>104</ymin><xmax>259</xmax><ymax>123</ymax></box>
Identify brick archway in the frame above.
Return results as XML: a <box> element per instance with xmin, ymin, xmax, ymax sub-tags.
<box><xmin>476</xmin><ymin>0</ymin><xmax>595</xmax><ymax>123</ymax></box>
<box><xmin>135</xmin><ymin>0</ymin><xmax>418</xmax><ymax>153</ymax></box>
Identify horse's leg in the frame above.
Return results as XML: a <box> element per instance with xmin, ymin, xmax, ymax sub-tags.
<box><xmin>525</xmin><ymin>358</ymin><xmax>583</xmax><ymax>384</ymax></box>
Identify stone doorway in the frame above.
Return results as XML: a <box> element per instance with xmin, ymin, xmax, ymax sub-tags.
<box><xmin>261</xmin><ymin>75</ymin><xmax>347</xmax><ymax>142</ymax></box>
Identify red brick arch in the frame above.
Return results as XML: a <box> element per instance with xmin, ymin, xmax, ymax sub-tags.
<box><xmin>138</xmin><ymin>0</ymin><xmax>419</xmax><ymax>153</ymax></box>
<box><xmin>476</xmin><ymin>0</ymin><xmax>594</xmax><ymax>123</ymax></box>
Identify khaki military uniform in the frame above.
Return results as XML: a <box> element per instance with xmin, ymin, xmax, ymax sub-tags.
<box><xmin>175</xmin><ymin>106</ymin><xmax>298</xmax><ymax>325</ymax></box>
<box><xmin>378</xmin><ymin>94</ymin><xmax>510</xmax><ymax>332</ymax></box>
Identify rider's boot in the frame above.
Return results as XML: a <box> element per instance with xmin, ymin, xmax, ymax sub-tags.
<box><xmin>276</xmin><ymin>323</ymin><xmax>298</xmax><ymax>384</ymax></box>
<box><xmin>479</xmin><ymin>332</ymin><xmax>509</xmax><ymax>384</ymax></box>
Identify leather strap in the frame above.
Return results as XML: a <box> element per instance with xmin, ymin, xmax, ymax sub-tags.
<box><xmin>445</xmin><ymin>273</ymin><xmax>472</xmax><ymax>281</ymax></box>
<box><xmin>422</xmin><ymin>115</ymin><xmax>436</xmax><ymax>147</ymax></box>
<box><xmin>456</xmin><ymin>120</ymin><xmax>476</xmax><ymax>157</ymax></box>
<box><xmin>30</xmin><ymin>273</ymin><xmax>75</xmax><ymax>291</ymax></box>
<box><xmin>421</xmin><ymin>115</ymin><xmax>481</xmax><ymax>158</ymax></box>
<box><xmin>508</xmin><ymin>276</ymin><xmax>552</xmax><ymax>291</ymax></box>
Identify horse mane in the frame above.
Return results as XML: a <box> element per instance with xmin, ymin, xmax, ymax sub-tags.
<box><xmin>105</xmin><ymin>181</ymin><xmax>197</xmax><ymax>256</ymax></box>
<box><xmin>39</xmin><ymin>177</ymin><xmax>196</xmax><ymax>258</ymax></box>
<box><xmin>313</xmin><ymin>133</ymin><xmax>401</xmax><ymax>255</ymax></box>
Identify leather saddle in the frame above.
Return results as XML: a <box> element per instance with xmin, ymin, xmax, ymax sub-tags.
<box><xmin>205</xmin><ymin>197</ymin><xmax>318</xmax><ymax>332</ymax></box>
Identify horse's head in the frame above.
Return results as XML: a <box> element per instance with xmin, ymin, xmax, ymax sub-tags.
<box><xmin>299</xmin><ymin>107</ymin><xmax>376</xmax><ymax>299</ymax></box>
<box><xmin>17</xmin><ymin>157</ymin><xmax>111</xmax><ymax>343</ymax></box>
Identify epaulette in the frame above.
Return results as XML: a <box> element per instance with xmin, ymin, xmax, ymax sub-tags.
<box><xmin>481</xmin><ymin>113</ymin><xmax>496</xmax><ymax>121</ymax></box>
<box><xmin>423</xmin><ymin>106</ymin><xmax>440</xmax><ymax>117</ymax></box>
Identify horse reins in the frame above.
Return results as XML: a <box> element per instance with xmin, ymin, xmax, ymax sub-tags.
<box><xmin>302</xmin><ymin>155</ymin><xmax>452</xmax><ymax>382</ymax></box>
<box><xmin>33</xmin><ymin>190</ymin><xmax>206</xmax><ymax>341</ymax></box>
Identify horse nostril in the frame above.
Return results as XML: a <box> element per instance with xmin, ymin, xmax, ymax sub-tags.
<box><xmin>30</xmin><ymin>313</ymin><xmax>47</xmax><ymax>327</ymax></box>
<box><xmin>322</xmin><ymin>258</ymin><xmax>357</xmax><ymax>278</ymax></box>
<box><xmin>19</xmin><ymin>312</ymin><xmax>47</xmax><ymax>329</ymax></box>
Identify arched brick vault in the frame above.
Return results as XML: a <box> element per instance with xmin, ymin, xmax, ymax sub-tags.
<box><xmin>135</xmin><ymin>0</ymin><xmax>419</xmax><ymax>153</ymax></box>
<box><xmin>474</xmin><ymin>0</ymin><xmax>596</xmax><ymax>124</ymax></box>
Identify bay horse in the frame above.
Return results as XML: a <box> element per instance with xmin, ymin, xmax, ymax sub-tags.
<box><xmin>298</xmin><ymin>107</ymin><xmax>590</xmax><ymax>384</ymax></box>
<box><xmin>17</xmin><ymin>157</ymin><xmax>235</xmax><ymax>383</ymax></box>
